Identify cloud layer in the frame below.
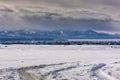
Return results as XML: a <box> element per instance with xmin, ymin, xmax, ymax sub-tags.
<box><xmin>0</xmin><ymin>0</ymin><xmax>120</xmax><ymax>33</ymax></box>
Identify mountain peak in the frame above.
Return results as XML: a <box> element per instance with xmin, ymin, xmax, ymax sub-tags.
<box><xmin>0</xmin><ymin>30</ymin><xmax>120</xmax><ymax>40</ymax></box>
<box><xmin>84</xmin><ymin>30</ymin><xmax>97</xmax><ymax>34</ymax></box>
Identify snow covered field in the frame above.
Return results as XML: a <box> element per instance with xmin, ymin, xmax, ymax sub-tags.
<box><xmin>0</xmin><ymin>45</ymin><xmax>120</xmax><ymax>80</ymax></box>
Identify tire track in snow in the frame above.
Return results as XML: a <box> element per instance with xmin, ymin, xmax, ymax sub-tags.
<box><xmin>42</xmin><ymin>65</ymin><xmax>77</xmax><ymax>80</ymax></box>
<box><xmin>90</xmin><ymin>63</ymin><xmax>119</xmax><ymax>80</ymax></box>
<box><xmin>96</xmin><ymin>69</ymin><xmax>119</xmax><ymax>80</ymax></box>
<box><xmin>17</xmin><ymin>63</ymin><xmax>66</xmax><ymax>80</ymax></box>
<box><xmin>18</xmin><ymin>70</ymin><xmax>39</xmax><ymax>80</ymax></box>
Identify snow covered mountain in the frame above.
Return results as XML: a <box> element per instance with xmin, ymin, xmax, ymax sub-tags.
<box><xmin>0</xmin><ymin>30</ymin><xmax>119</xmax><ymax>41</ymax></box>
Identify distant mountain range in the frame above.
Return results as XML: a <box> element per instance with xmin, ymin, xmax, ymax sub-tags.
<box><xmin>0</xmin><ymin>30</ymin><xmax>120</xmax><ymax>41</ymax></box>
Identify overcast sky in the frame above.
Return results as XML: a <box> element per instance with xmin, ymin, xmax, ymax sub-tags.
<box><xmin>0</xmin><ymin>0</ymin><xmax>120</xmax><ymax>33</ymax></box>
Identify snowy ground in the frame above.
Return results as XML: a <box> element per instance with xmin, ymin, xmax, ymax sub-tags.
<box><xmin>0</xmin><ymin>45</ymin><xmax>120</xmax><ymax>80</ymax></box>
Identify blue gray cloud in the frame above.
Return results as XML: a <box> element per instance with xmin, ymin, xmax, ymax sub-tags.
<box><xmin>0</xmin><ymin>0</ymin><xmax>120</xmax><ymax>33</ymax></box>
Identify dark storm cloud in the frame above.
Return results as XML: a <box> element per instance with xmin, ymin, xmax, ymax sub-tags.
<box><xmin>0</xmin><ymin>0</ymin><xmax>120</xmax><ymax>33</ymax></box>
<box><xmin>21</xmin><ymin>12</ymin><xmax>118</xmax><ymax>32</ymax></box>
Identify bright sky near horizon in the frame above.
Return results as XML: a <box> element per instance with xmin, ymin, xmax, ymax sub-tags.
<box><xmin>0</xmin><ymin>0</ymin><xmax>120</xmax><ymax>33</ymax></box>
